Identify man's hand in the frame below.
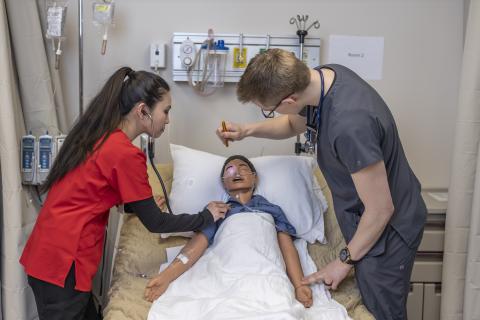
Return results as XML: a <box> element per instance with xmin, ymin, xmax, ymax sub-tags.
<box><xmin>144</xmin><ymin>273</ymin><xmax>171</xmax><ymax>302</ymax></box>
<box><xmin>216</xmin><ymin>121</ymin><xmax>246</xmax><ymax>146</ymax></box>
<box><xmin>295</xmin><ymin>285</ymin><xmax>313</xmax><ymax>308</ymax></box>
<box><xmin>301</xmin><ymin>258</ymin><xmax>352</xmax><ymax>290</ymax></box>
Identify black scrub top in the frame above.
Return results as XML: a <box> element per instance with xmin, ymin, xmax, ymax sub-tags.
<box><xmin>304</xmin><ymin>64</ymin><xmax>427</xmax><ymax>256</ymax></box>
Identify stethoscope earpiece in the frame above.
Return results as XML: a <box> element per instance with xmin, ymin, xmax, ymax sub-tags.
<box><xmin>142</xmin><ymin>111</ymin><xmax>153</xmax><ymax>120</ymax></box>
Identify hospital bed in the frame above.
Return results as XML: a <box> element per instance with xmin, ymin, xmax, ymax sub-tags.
<box><xmin>103</xmin><ymin>164</ymin><xmax>374</xmax><ymax>320</ymax></box>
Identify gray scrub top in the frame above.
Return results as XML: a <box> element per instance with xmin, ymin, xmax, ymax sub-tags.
<box><xmin>303</xmin><ymin>64</ymin><xmax>427</xmax><ymax>255</ymax></box>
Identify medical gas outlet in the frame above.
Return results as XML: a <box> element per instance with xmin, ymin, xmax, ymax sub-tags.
<box><xmin>180</xmin><ymin>38</ymin><xmax>195</xmax><ymax>68</ymax></box>
<box><xmin>172</xmin><ymin>33</ymin><xmax>321</xmax><ymax>83</ymax></box>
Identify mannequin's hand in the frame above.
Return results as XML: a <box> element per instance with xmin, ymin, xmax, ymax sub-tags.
<box><xmin>145</xmin><ymin>273</ymin><xmax>170</xmax><ymax>302</ymax></box>
<box><xmin>295</xmin><ymin>285</ymin><xmax>313</xmax><ymax>308</ymax></box>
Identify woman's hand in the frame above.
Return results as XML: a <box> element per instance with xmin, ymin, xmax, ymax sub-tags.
<box><xmin>144</xmin><ymin>273</ymin><xmax>171</xmax><ymax>302</ymax></box>
<box><xmin>154</xmin><ymin>195</ymin><xmax>166</xmax><ymax>209</ymax></box>
<box><xmin>206</xmin><ymin>201</ymin><xmax>230</xmax><ymax>222</ymax></box>
<box><xmin>216</xmin><ymin>121</ymin><xmax>246</xmax><ymax>146</ymax></box>
<box><xmin>295</xmin><ymin>285</ymin><xmax>313</xmax><ymax>308</ymax></box>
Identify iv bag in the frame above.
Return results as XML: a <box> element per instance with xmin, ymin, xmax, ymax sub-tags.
<box><xmin>46</xmin><ymin>1</ymin><xmax>68</xmax><ymax>39</ymax></box>
<box><xmin>92</xmin><ymin>1</ymin><xmax>115</xmax><ymax>27</ymax></box>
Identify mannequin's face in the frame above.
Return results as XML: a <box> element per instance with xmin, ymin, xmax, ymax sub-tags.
<box><xmin>222</xmin><ymin>159</ymin><xmax>257</xmax><ymax>193</ymax></box>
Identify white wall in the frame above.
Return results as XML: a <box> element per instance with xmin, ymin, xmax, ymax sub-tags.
<box><xmin>57</xmin><ymin>0</ymin><xmax>464</xmax><ymax>189</ymax></box>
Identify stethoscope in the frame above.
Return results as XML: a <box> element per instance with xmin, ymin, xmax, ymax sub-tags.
<box><xmin>143</xmin><ymin>110</ymin><xmax>173</xmax><ymax>214</ymax></box>
<box><xmin>295</xmin><ymin>68</ymin><xmax>325</xmax><ymax>155</ymax></box>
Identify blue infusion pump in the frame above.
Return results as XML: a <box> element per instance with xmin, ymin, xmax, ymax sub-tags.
<box><xmin>21</xmin><ymin>134</ymin><xmax>36</xmax><ymax>184</ymax></box>
<box><xmin>21</xmin><ymin>132</ymin><xmax>62</xmax><ymax>185</ymax></box>
<box><xmin>37</xmin><ymin>133</ymin><xmax>53</xmax><ymax>184</ymax></box>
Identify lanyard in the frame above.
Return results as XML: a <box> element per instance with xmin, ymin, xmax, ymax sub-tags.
<box><xmin>305</xmin><ymin>68</ymin><xmax>325</xmax><ymax>143</ymax></box>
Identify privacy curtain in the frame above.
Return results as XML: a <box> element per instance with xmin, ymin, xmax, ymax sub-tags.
<box><xmin>5</xmin><ymin>0</ymin><xmax>68</xmax><ymax>135</ymax></box>
<box><xmin>441</xmin><ymin>1</ymin><xmax>480</xmax><ymax>319</ymax></box>
<box><xmin>0</xmin><ymin>163</ymin><xmax>3</xmax><ymax>320</ymax></box>
<box><xmin>1</xmin><ymin>0</ymin><xmax>66</xmax><ymax>318</ymax></box>
<box><xmin>0</xmin><ymin>0</ymin><xmax>38</xmax><ymax>317</ymax></box>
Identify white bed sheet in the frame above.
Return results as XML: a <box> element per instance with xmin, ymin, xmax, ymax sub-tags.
<box><xmin>148</xmin><ymin>212</ymin><xmax>350</xmax><ymax>320</ymax></box>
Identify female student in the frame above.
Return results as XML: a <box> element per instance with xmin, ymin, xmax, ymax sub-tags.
<box><xmin>20</xmin><ymin>67</ymin><xmax>229</xmax><ymax>320</ymax></box>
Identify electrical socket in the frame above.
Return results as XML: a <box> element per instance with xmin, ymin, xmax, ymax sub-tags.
<box><xmin>150</xmin><ymin>43</ymin><xmax>166</xmax><ymax>69</ymax></box>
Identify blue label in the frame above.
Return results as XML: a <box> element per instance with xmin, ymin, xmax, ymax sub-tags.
<box><xmin>39</xmin><ymin>138</ymin><xmax>52</xmax><ymax>169</ymax></box>
<box><xmin>39</xmin><ymin>149</ymin><xmax>50</xmax><ymax>169</ymax></box>
<box><xmin>23</xmin><ymin>149</ymin><xmax>33</xmax><ymax>169</ymax></box>
<box><xmin>22</xmin><ymin>138</ymin><xmax>35</xmax><ymax>170</ymax></box>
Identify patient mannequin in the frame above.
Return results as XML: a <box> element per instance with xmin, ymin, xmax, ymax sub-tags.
<box><xmin>144</xmin><ymin>155</ymin><xmax>313</xmax><ymax>308</ymax></box>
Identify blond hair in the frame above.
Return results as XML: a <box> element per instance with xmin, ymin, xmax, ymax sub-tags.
<box><xmin>237</xmin><ymin>48</ymin><xmax>310</xmax><ymax>106</ymax></box>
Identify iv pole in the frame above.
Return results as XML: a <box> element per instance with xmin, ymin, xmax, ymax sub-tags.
<box><xmin>290</xmin><ymin>15</ymin><xmax>320</xmax><ymax>155</ymax></box>
<box><xmin>79</xmin><ymin>0</ymin><xmax>84</xmax><ymax>116</ymax></box>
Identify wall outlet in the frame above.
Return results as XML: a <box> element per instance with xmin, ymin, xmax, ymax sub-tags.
<box><xmin>150</xmin><ymin>43</ymin><xmax>166</xmax><ymax>69</ymax></box>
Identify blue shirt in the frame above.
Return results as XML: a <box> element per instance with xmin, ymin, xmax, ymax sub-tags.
<box><xmin>200</xmin><ymin>195</ymin><xmax>296</xmax><ymax>245</ymax></box>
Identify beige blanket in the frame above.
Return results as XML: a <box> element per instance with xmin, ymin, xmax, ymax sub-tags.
<box><xmin>103</xmin><ymin>164</ymin><xmax>374</xmax><ymax>320</ymax></box>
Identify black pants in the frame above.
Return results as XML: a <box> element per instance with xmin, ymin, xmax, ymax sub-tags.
<box><xmin>27</xmin><ymin>263</ymin><xmax>101</xmax><ymax>320</ymax></box>
<box><xmin>355</xmin><ymin>227</ymin><xmax>423</xmax><ymax>320</ymax></box>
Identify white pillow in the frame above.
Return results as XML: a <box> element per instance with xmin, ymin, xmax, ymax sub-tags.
<box><xmin>165</xmin><ymin>144</ymin><xmax>327</xmax><ymax>243</ymax></box>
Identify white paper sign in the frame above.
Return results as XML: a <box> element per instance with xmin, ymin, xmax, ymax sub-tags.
<box><xmin>328</xmin><ymin>35</ymin><xmax>384</xmax><ymax>80</ymax></box>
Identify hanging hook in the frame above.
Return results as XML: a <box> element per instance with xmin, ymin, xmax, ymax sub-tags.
<box><xmin>306</xmin><ymin>20</ymin><xmax>320</xmax><ymax>32</ymax></box>
<box><xmin>289</xmin><ymin>17</ymin><xmax>300</xmax><ymax>30</ymax></box>
<box><xmin>297</xmin><ymin>14</ymin><xmax>309</xmax><ymax>30</ymax></box>
<box><xmin>291</xmin><ymin>14</ymin><xmax>318</xmax><ymax>32</ymax></box>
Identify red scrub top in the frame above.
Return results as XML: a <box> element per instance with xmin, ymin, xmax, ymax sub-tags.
<box><xmin>20</xmin><ymin>129</ymin><xmax>152</xmax><ymax>291</ymax></box>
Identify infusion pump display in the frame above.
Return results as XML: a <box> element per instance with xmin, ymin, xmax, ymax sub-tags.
<box><xmin>21</xmin><ymin>132</ymin><xmax>67</xmax><ymax>185</ymax></box>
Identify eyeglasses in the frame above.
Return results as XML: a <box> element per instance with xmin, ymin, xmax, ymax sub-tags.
<box><xmin>222</xmin><ymin>165</ymin><xmax>256</xmax><ymax>181</ymax></box>
<box><xmin>261</xmin><ymin>92</ymin><xmax>294</xmax><ymax>118</ymax></box>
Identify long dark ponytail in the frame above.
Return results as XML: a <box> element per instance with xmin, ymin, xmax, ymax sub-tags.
<box><xmin>41</xmin><ymin>67</ymin><xmax>170</xmax><ymax>193</ymax></box>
